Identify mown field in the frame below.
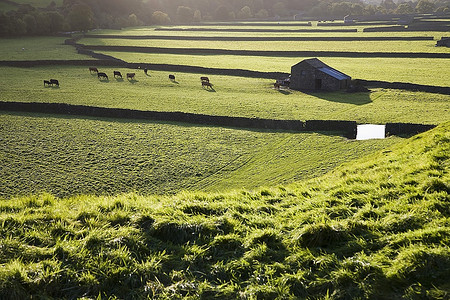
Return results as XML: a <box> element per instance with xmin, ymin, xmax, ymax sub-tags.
<box><xmin>0</xmin><ymin>112</ymin><xmax>401</xmax><ymax>198</ymax></box>
<box><xmin>0</xmin><ymin>66</ymin><xmax>448</xmax><ymax>124</ymax></box>
<box><xmin>0</xmin><ymin>121</ymin><xmax>448</xmax><ymax>299</ymax></box>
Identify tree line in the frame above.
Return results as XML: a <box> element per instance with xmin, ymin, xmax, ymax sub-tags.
<box><xmin>0</xmin><ymin>0</ymin><xmax>448</xmax><ymax>36</ymax></box>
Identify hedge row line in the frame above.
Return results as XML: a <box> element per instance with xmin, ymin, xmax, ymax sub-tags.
<box><xmin>84</xmin><ymin>34</ymin><xmax>434</xmax><ymax>41</ymax></box>
<box><xmin>0</xmin><ymin>101</ymin><xmax>436</xmax><ymax>139</ymax></box>
<box><xmin>363</xmin><ymin>25</ymin><xmax>449</xmax><ymax>32</ymax></box>
<box><xmin>79</xmin><ymin>44</ymin><xmax>450</xmax><ymax>58</ymax></box>
<box><xmin>354</xmin><ymin>79</ymin><xmax>450</xmax><ymax>95</ymax></box>
<box><xmin>154</xmin><ymin>28</ymin><xmax>358</xmax><ymax>33</ymax></box>
<box><xmin>0</xmin><ymin>101</ymin><xmax>357</xmax><ymax>138</ymax></box>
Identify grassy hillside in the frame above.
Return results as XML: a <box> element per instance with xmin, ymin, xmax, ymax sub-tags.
<box><xmin>0</xmin><ymin>121</ymin><xmax>448</xmax><ymax>299</ymax></box>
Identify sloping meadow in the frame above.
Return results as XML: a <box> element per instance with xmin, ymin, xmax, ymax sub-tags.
<box><xmin>0</xmin><ymin>122</ymin><xmax>448</xmax><ymax>299</ymax></box>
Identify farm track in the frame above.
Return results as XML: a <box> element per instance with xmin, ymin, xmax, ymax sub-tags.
<box><xmin>79</xmin><ymin>45</ymin><xmax>450</xmax><ymax>58</ymax></box>
<box><xmin>84</xmin><ymin>34</ymin><xmax>434</xmax><ymax>41</ymax></box>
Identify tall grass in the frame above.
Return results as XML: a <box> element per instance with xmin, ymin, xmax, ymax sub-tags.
<box><xmin>0</xmin><ymin>121</ymin><xmax>448</xmax><ymax>299</ymax></box>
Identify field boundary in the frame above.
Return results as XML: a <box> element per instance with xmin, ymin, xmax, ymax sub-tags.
<box><xmin>78</xmin><ymin>44</ymin><xmax>450</xmax><ymax>58</ymax></box>
<box><xmin>83</xmin><ymin>34</ymin><xmax>434</xmax><ymax>41</ymax></box>
<box><xmin>0</xmin><ymin>101</ymin><xmax>436</xmax><ymax>138</ymax></box>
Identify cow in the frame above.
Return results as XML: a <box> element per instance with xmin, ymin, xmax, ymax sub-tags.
<box><xmin>97</xmin><ymin>72</ymin><xmax>108</xmax><ymax>80</ymax></box>
<box><xmin>126</xmin><ymin>73</ymin><xmax>135</xmax><ymax>80</ymax></box>
<box><xmin>50</xmin><ymin>79</ymin><xmax>59</xmax><ymax>87</ymax></box>
<box><xmin>169</xmin><ymin>74</ymin><xmax>175</xmax><ymax>81</ymax></box>
<box><xmin>114</xmin><ymin>71</ymin><xmax>122</xmax><ymax>78</ymax></box>
<box><xmin>200</xmin><ymin>76</ymin><xmax>209</xmax><ymax>83</ymax></box>
<box><xmin>144</xmin><ymin>68</ymin><xmax>148</xmax><ymax>75</ymax></box>
<box><xmin>44</xmin><ymin>80</ymin><xmax>51</xmax><ymax>87</ymax></box>
<box><xmin>202</xmin><ymin>81</ymin><xmax>213</xmax><ymax>89</ymax></box>
<box><xmin>89</xmin><ymin>67</ymin><xmax>98</xmax><ymax>73</ymax></box>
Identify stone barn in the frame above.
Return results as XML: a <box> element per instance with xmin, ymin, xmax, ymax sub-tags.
<box><xmin>290</xmin><ymin>58</ymin><xmax>351</xmax><ymax>91</ymax></box>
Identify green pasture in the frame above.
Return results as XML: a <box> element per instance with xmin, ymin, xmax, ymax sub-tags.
<box><xmin>0</xmin><ymin>66</ymin><xmax>448</xmax><ymax>124</ymax></box>
<box><xmin>0</xmin><ymin>122</ymin><xmax>448</xmax><ymax>299</ymax></box>
<box><xmin>0</xmin><ymin>112</ymin><xmax>401</xmax><ymax>198</ymax></box>
<box><xmin>79</xmin><ymin>37</ymin><xmax>449</xmax><ymax>53</ymax></box>
<box><xmin>99</xmin><ymin>51</ymin><xmax>450</xmax><ymax>87</ymax></box>
<box><xmin>92</xmin><ymin>26</ymin><xmax>446</xmax><ymax>39</ymax></box>
<box><xmin>0</xmin><ymin>37</ymin><xmax>92</xmax><ymax>61</ymax></box>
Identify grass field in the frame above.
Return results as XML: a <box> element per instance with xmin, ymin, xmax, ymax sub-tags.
<box><xmin>99</xmin><ymin>51</ymin><xmax>450</xmax><ymax>86</ymax></box>
<box><xmin>0</xmin><ymin>112</ymin><xmax>402</xmax><ymax>198</ymax></box>
<box><xmin>79</xmin><ymin>37</ymin><xmax>449</xmax><ymax>53</ymax></box>
<box><xmin>0</xmin><ymin>37</ymin><xmax>92</xmax><ymax>61</ymax></box>
<box><xmin>92</xmin><ymin>26</ymin><xmax>447</xmax><ymax>39</ymax></box>
<box><xmin>1</xmin><ymin>66</ymin><xmax>448</xmax><ymax>123</ymax></box>
<box><xmin>0</xmin><ymin>122</ymin><xmax>448</xmax><ymax>299</ymax></box>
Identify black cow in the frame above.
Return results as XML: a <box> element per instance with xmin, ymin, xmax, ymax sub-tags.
<box><xmin>98</xmin><ymin>72</ymin><xmax>108</xmax><ymax>80</ymax></box>
<box><xmin>114</xmin><ymin>71</ymin><xmax>122</xmax><ymax>78</ymax></box>
<box><xmin>126</xmin><ymin>73</ymin><xmax>135</xmax><ymax>80</ymax></box>
<box><xmin>89</xmin><ymin>67</ymin><xmax>98</xmax><ymax>73</ymax></box>
<box><xmin>50</xmin><ymin>79</ymin><xmax>59</xmax><ymax>86</ymax></box>
<box><xmin>44</xmin><ymin>80</ymin><xmax>51</xmax><ymax>86</ymax></box>
<box><xmin>169</xmin><ymin>74</ymin><xmax>175</xmax><ymax>81</ymax></box>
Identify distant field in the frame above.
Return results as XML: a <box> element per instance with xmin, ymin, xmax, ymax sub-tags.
<box><xmin>88</xmin><ymin>51</ymin><xmax>450</xmax><ymax>87</ymax></box>
<box><xmin>0</xmin><ymin>112</ymin><xmax>402</xmax><ymax>198</ymax></box>
<box><xmin>0</xmin><ymin>37</ymin><xmax>91</xmax><ymax>60</ymax></box>
<box><xmin>79</xmin><ymin>37</ymin><xmax>447</xmax><ymax>53</ymax></box>
<box><xmin>0</xmin><ymin>66</ymin><xmax>448</xmax><ymax>124</ymax></box>
<box><xmin>92</xmin><ymin>27</ymin><xmax>446</xmax><ymax>39</ymax></box>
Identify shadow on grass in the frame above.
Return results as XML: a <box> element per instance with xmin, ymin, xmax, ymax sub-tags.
<box><xmin>304</xmin><ymin>90</ymin><xmax>372</xmax><ymax>105</ymax></box>
<box><xmin>115</xmin><ymin>78</ymin><xmax>124</xmax><ymax>82</ymax></box>
<box><xmin>127</xmin><ymin>79</ymin><xmax>139</xmax><ymax>84</ymax></box>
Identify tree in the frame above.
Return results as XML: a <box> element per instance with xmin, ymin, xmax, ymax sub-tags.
<box><xmin>415</xmin><ymin>0</ymin><xmax>435</xmax><ymax>13</ymax></box>
<box><xmin>23</xmin><ymin>14</ymin><xmax>37</xmax><ymax>34</ymax></box>
<box><xmin>176</xmin><ymin>6</ymin><xmax>194</xmax><ymax>23</ymax></box>
<box><xmin>255</xmin><ymin>8</ymin><xmax>268</xmax><ymax>19</ymax></box>
<box><xmin>193</xmin><ymin>10</ymin><xmax>202</xmax><ymax>22</ymax></box>
<box><xmin>215</xmin><ymin>5</ymin><xmax>231</xmax><ymax>20</ymax></box>
<box><xmin>67</xmin><ymin>3</ymin><xmax>94</xmax><ymax>31</ymax></box>
<box><xmin>151</xmin><ymin>11</ymin><xmax>171</xmax><ymax>24</ymax></box>
<box><xmin>128</xmin><ymin>14</ymin><xmax>143</xmax><ymax>27</ymax></box>
<box><xmin>46</xmin><ymin>11</ymin><xmax>64</xmax><ymax>33</ymax></box>
<box><xmin>237</xmin><ymin>6</ymin><xmax>252</xmax><ymax>19</ymax></box>
<box><xmin>395</xmin><ymin>3</ymin><xmax>414</xmax><ymax>14</ymax></box>
<box><xmin>272</xmin><ymin>2</ymin><xmax>288</xmax><ymax>16</ymax></box>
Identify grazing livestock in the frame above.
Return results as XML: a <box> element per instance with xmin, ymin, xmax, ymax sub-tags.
<box><xmin>97</xmin><ymin>72</ymin><xmax>108</xmax><ymax>80</ymax></box>
<box><xmin>144</xmin><ymin>68</ymin><xmax>148</xmax><ymax>75</ymax></box>
<box><xmin>126</xmin><ymin>73</ymin><xmax>135</xmax><ymax>80</ymax></box>
<box><xmin>200</xmin><ymin>76</ymin><xmax>209</xmax><ymax>83</ymax></box>
<box><xmin>114</xmin><ymin>71</ymin><xmax>122</xmax><ymax>78</ymax></box>
<box><xmin>89</xmin><ymin>67</ymin><xmax>98</xmax><ymax>73</ymax></box>
<box><xmin>44</xmin><ymin>80</ymin><xmax>51</xmax><ymax>86</ymax></box>
<box><xmin>169</xmin><ymin>74</ymin><xmax>175</xmax><ymax>81</ymax></box>
<box><xmin>202</xmin><ymin>81</ymin><xmax>213</xmax><ymax>89</ymax></box>
<box><xmin>50</xmin><ymin>79</ymin><xmax>59</xmax><ymax>87</ymax></box>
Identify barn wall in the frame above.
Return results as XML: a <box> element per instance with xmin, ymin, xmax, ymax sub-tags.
<box><xmin>290</xmin><ymin>62</ymin><xmax>347</xmax><ymax>91</ymax></box>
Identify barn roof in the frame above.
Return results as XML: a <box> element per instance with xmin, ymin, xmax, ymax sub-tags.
<box><xmin>318</xmin><ymin>67</ymin><xmax>351</xmax><ymax>80</ymax></box>
<box><xmin>292</xmin><ymin>58</ymin><xmax>351</xmax><ymax>80</ymax></box>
